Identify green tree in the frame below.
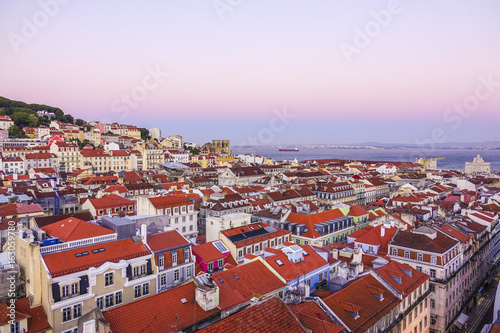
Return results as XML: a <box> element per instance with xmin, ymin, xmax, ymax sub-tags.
<box><xmin>8</xmin><ymin>125</ymin><xmax>27</xmax><ymax>138</ymax></box>
<box><xmin>139</xmin><ymin>128</ymin><xmax>150</xmax><ymax>141</ymax></box>
<box><xmin>75</xmin><ymin>118</ymin><xmax>85</xmax><ymax>126</ymax></box>
<box><xmin>11</xmin><ymin>111</ymin><xmax>38</xmax><ymax>127</ymax></box>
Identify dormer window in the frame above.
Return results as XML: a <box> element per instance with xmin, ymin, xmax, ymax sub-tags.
<box><xmin>341</xmin><ymin>302</ymin><xmax>361</xmax><ymax>319</ymax></box>
<box><xmin>367</xmin><ymin>285</ymin><xmax>385</xmax><ymax>301</ymax></box>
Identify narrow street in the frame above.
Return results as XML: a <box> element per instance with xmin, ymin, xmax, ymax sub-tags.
<box><xmin>462</xmin><ymin>267</ymin><xmax>500</xmax><ymax>333</ymax></box>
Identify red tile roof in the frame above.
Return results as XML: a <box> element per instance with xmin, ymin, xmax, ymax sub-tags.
<box><xmin>192</xmin><ymin>241</ymin><xmax>228</xmax><ymax>263</ymax></box>
<box><xmin>287</xmin><ymin>209</ymin><xmax>345</xmax><ymax>238</ymax></box>
<box><xmin>377</xmin><ymin>261</ymin><xmax>430</xmax><ymax>298</ymax></box>
<box><xmin>42</xmin><ymin>238</ymin><xmax>150</xmax><ymax>277</ymax></box>
<box><xmin>146</xmin><ymin>230</ymin><xmax>190</xmax><ymax>252</ymax></box>
<box><xmin>10</xmin><ymin>298</ymin><xmax>51</xmax><ymax>333</ymax></box>
<box><xmin>40</xmin><ymin>218</ymin><xmax>114</xmax><ymax>242</ymax></box>
<box><xmin>323</xmin><ymin>273</ymin><xmax>400</xmax><ymax>332</ymax></box>
<box><xmin>0</xmin><ymin>203</ymin><xmax>44</xmax><ymax>217</ymax></box>
<box><xmin>199</xmin><ymin>296</ymin><xmax>306</xmax><ymax>333</ymax></box>
<box><xmin>213</xmin><ymin>259</ymin><xmax>286</xmax><ymax>310</ymax></box>
<box><xmin>103</xmin><ymin>282</ymin><xmax>219</xmax><ymax>332</ymax></box>
<box><xmin>288</xmin><ymin>301</ymin><xmax>345</xmax><ymax>333</ymax></box>
<box><xmin>104</xmin><ymin>185</ymin><xmax>128</xmax><ymax>193</ymax></box>
<box><xmin>265</xmin><ymin>244</ymin><xmax>328</xmax><ymax>282</ymax></box>
<box><xmin>87</xmin><ymin>194</ymin><xmax>135</xmax><ymax>210</ymax></box>
<box><xmin>148</xmin><ymin>195</ymin><xmax>193</xmax><ymax>210</ymax></box>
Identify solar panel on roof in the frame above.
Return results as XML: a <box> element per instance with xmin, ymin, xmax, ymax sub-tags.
<box><xmin>227</xmin><ymin>228</ymin><xmax>269</xmax><ymax>243</ymax></box>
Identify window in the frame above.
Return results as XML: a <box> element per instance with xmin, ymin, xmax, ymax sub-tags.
<box><xmin>96</xmin><ymin>297</ymin><xmax>103</xmax><ymax>310</ymax></box>
<box><xmin>73</xmin><ymin>304</ymin><xmax>82</xmax><ymax>318</ymax></box>
<box><xmin>404</xmin><ymin>251</ymin><xmax>410</xmax><ymax>259</ymax></box>
<box><xmin>143</xmin><ymin>283</ymin><xmax>149</xmax><ymax>295</ymax></box>
<box><xmin>175</xmin><ymin>217</ymin><xmax>179</xmax><ymax>224</ymax></box>
<box><xmin>115</xmin><ymin>291</ymin><xmax>122</xmax><ymax>304</ymax></box>
<box><xmin>62</xmin><ymin>285</ymin><xmax>69</xmax><ymax>298</ymax></box>
<box><xmin>172</xmin><ymin>252</ymin><xmax>178</xmax><ymax>266</ymax></box>
<box><xmin>160</xmin><ymin>274</ymin><xmax>167</xmax><ymax>287</ymax></box>
<box><xmin>417</xmin><ymin>253</ymin><xmax>423</xmax><ymax>261</ymax></box>
<box><xmin>186</xmin><ymin>266</ymin><xmax>192</xmax><ymax>278</ymax></box>
<box><xmin>71</xmin><ymin>282</ymin><xmax>78</xmax><ymax>295</ymax></box>
<box><xmin>174</xmin><ymin>270</ymin><xmax>180</xmax><ymax>282</ymax></box>
<box><xmin>10</xmin><ymin>321</ymin><xmax>21</xmax><ymax>333</ymax></box>
<box><xmin>174</xmin><ymin>207</ymin><xmax>179</xmax><ymax>214</ymax></box>
<box><xmin>140</xmin><ymin>265</ymin><xmax>146</xmax><ymax>276</ymax></box>
<box><xmin>392</xmin><ymin>248</ymin><xmax>397</xmax><ymax>256</ymax></box>
<box><xmin>430</xmin><ymin>269</ymin><xmax>436</xmax><ymax>279</ymax></box>
<box><xmin>62</xmin><ymin>307</ymin><xmax>72</xmax><ymax>322</ymax></box>
<box><xmin>133</xmin><ymin>266</ymin><xmax>139</xmax><ymax>276</ymax></box>
<box><xmin>105</xmin><ymin>294</ymin><xmax>114</xmax><ymax>308</ymax></box>
<box><xmin>431</xmin><ymin>256</ymin><xmax>437</xmax><ymax>264</ymax></box>
<box><xmin>158</xmin><ymin>255</ymin><xmax>164</xmax><ymax>268</ymax></box>
<box><xmin>182</xmin><ymin>226</ymin><xmax>186</xmax><ymax>233</ymax></box>
<box><xmin>218</xmin><ymin>259</ymin><xmax>224</xmax><ymax>268</ymax></box>
<box><xmin>105</xmin><ymin>272</ymin><xmax>114</xmax><ymax>286</ymax></box>
<box><xmin>238</xmin><ymin>249</ymin><xmax>243</xmax><ymax>258</ymax></box>
<box><xmin>134</xmin><ymin>285</ymin><xmax>141</xmax><ymax>298</ymax></box>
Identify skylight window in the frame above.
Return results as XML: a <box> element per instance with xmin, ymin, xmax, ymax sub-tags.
<box><xmin>234</xmin><ymin>275</ymin><xmax>239</xmax><ymax>280</ymax></box>
<box><xmin>75</xmin><ymin>251</ymin><xmax>89</xmax><ymax>257</ymax></box>
<box><xmin>275</xmin><ymin>259</ymin><xmax>284</xmax><ymax>266</ymax></box>
<box><xmin>218</xmin><ymin>278</ymin><xmax>224</xmax><ymax>283</ymax></box>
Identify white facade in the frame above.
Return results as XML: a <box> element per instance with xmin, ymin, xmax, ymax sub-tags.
<box><xmin>206</xmin><ymin>212</ymin><xmax>252</xmax><ymax>242</ymax></box>
<box><xmin>465</xmin><ymin>154</ymin><xmax>491</xmax><ymax>174</ymax></box>
<box><xmin>149</xmin><ymin>128</ymin><xmax>161</xmax><ymax>141</ymax></box>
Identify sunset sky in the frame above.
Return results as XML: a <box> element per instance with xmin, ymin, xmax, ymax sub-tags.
<box><xmin>1</xmin><ymin>1</ymin><xmax>499</xmax><ymax>145</ymax></box>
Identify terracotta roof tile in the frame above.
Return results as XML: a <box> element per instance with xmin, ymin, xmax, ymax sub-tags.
<box><xmin>42</xmin><ymin>238</ymin><xmax>150</xmax><ymax>277</ymax></box>
<box><xmin>40</xmin><ymin>218</ymin><xmax>114</xmax><ymax>242</ymax></box>
<box><xmin>199</xmin><ymin>296</ymin><xmax>306</xmax><ymax>333</ymax></box>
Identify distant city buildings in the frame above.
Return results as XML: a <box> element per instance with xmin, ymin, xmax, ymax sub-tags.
<box><xmin>2</xmin><ymin>115</ymin><xmax>500</xmax><ymax>332</ymax></box>
<box><xmin>465</xmin><ymin>154</ymin><xmax>491</xmax><ymax>174</ymax></box>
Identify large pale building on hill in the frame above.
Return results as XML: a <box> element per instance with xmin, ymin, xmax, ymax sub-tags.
<box><xmin>465</xmin><ymin>154</ymin><xmax>490</xmax><ymax>174</ymax></box>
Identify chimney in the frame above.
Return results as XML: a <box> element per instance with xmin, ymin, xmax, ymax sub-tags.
<box><xmin>141</xmin><ymin>224</ymin><xmax>147</xmax><ymax>244</ymax></box>
<box><xmin>195</xmin><ymin>275</ymin><xmax>219</xmax><ymax>311</ymax></box>
<box><xmin>381</xmin><ymin>225</ymin><xmax>385</xmax><ymax>237</ymax></box>
<box><xmin>332</xmin><ymin>248</ymin><xmax>339</xmax><ymax>260</ymax></box>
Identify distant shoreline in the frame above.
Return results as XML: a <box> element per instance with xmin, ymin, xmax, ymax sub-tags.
<box><xmin>234</xmin><ymin>146</ymin><xmax>500</xmax><ymax>150</ymax></box>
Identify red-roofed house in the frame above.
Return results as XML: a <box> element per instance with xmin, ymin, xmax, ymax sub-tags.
<box><xmin>137</xmin><ymin>195</ymin><xmax>198</xmax><ymax>238</ymax></box>
<box><xmin>145</xmin><ymin>229</ymin><xmax>195</xmax><ymax>292</ymax></box>
<box><xmin>81</xmin><ymin>194</ymin><xmax>136</xmax><ymax>218</ymax></box>
<box><xmin>284</xmin><ymin>209</ymin><xmax>362</xmax><ymax>247</ymax></box>
<box><xmin>192</xmin><ymin>240</ymin><xmax>232</xmax><ymax>274</ymax></box>
<box><xmin>0</xmin><ymin>297</ymin><xmax>51</xmax><ymax>333</ymax></box>
<box><xmin>265</xmin><ymin>243</ymin><xmax>330</xmax><ymax>291</ymax></box>
<box><xmin>322</xmin><ymin>272</ymin><xmax>401</xmax><ymax>333</ymax></box>
<box><xmin>40</xmin><ymin>217</ymin><xmax>115</xmax><ymax>243</ymax></box>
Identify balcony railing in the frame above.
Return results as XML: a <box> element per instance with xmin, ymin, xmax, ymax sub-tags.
<box><xmin>40</xmin><ymin>234</ymin><xmax>117</xmax><ymax>254</ymax></box>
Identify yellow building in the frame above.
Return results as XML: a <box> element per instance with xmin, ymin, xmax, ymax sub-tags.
<box><xmin>50</xmin><ymin>142</ymin><xmax>80</xmax><ymax>173</ymax></box>
<box><xmin>133</xmin><ymin>142</ymin><xmax>164</xmax><ymax>171</ymax></box>
<box><xmin>13</xmin><ymin>230</ymin><xmax>156</xmax><ymax>333</ymax></box>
